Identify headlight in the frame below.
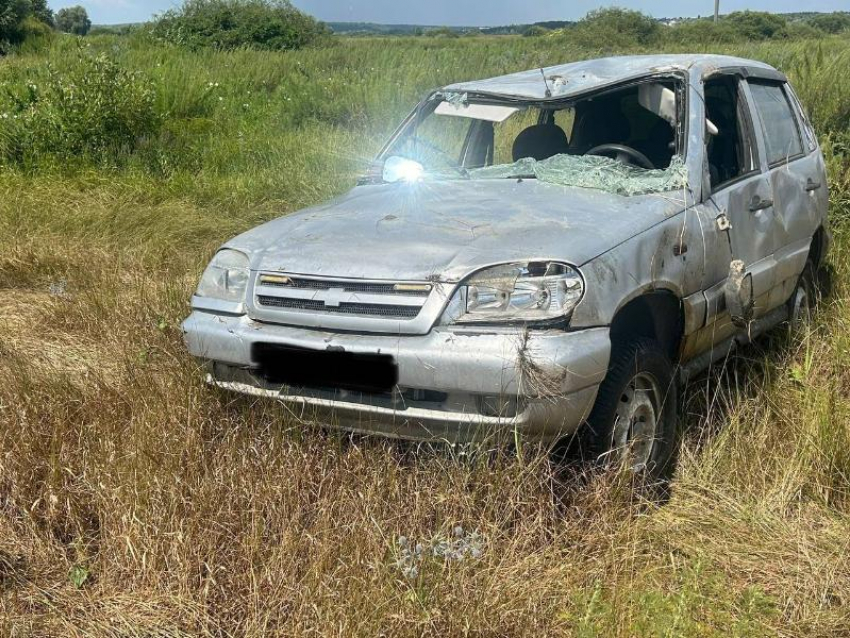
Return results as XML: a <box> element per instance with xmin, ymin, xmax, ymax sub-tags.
<box><xmin>444</xmin><ymin>261</ymin><xmax>583</xmax><ymax>324</ymax></box>
<box><xmin>196</xmin><ymin>249</ymin><xmax>250</xmax><ymax>302</ymax></box>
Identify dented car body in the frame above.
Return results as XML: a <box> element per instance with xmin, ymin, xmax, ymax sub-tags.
<box><xmin>183</xmin><ymin>55</ymin><xmax>828</xmax><ymax>469</ymax></box>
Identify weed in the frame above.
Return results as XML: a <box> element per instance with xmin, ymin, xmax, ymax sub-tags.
<box><xmin>0</xmin><ymin>30</ymin><xmax>849</xmax><ymax>637</ymax></box>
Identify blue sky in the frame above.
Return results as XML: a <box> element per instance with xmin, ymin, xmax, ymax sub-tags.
<box><xmin>49</xmin><ymin>0</ymin><xmax>849</xmax><ymax>26</ymax></box>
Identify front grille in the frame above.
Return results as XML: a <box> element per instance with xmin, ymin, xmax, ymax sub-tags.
<box><xmin>257</xmin><ymin>295</ymin><xmax>422</xmax><ymax>319</ymax></box>
<box><xmin>262</xmin><ymin>277</ymin><xmax>430</xmax><ymax>297</ymax></box>
<box><xmin>253</xmin><ymin>273</ymin><xmax>432</xmax><ymax>323</ymax></box>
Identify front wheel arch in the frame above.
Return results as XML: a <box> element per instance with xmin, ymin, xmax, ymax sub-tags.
<box><xmin>608</xmin><ymin>290</ymin><xmax>685</xmax><ymax>362</ymax></box>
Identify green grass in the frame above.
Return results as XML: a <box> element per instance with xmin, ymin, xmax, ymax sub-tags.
<box><xmin>1</xmin><ymin>31</ymin><xmax>850</xmax><ymax>636</ymax></box>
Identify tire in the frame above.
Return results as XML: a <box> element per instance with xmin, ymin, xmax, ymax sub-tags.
<box><xmin>787</xmin><ymin>260</ymin><xmax>816</xmax><ymax>331</ymax></box>
<box><xmin>584</xmin><ymin>338</ymin><xmax>680</xmax><ymax>485</ymax></box>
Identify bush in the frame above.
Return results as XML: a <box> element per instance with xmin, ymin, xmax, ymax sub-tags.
<box><xmin>523</xmin><ymin>25</ymin><xmax>550</xmax><ymax>37</ymax></box>
<box><xmin>723</xmin><ymin>11</ymin><xmax>787</xmax><ymax>40</ymax></box>
<box><xmin>571</xmin><ymin>8</ymin><xmax>660</xmax><ymax>48</ymax></box>
<box><xmin>663</xmin><ymin>18</ymin><xmax>742</xmax><ymax>45</ymax></box>
<box><xmin>89</xmin><ymin>24</ymin><xmax>136</xmax><ymax>36</ymax></box>
<box><xmin>150</xmin><ymin>0</ymin><xmax>328</xmax><ymax>51</ymax></box>
<box><xmin>808</xmin><ymin>12</ymin><xmax>850</xmax><ymax>35</ymax></box>
<box><xmin>665</xmin><ymin>14</ymin><xmax>825</xmax><ymax>45</ymax></box>
<box><xmin>425</xmin><ymin>27</ymin><xmax>459</xmax><ymax>38</ymax></box>
<box><xmin>23</xmin><ymin>14</ymin><xmax>51</xmax><ymax>35</ymax></box>
<box><xmin>0</xmin><ymin>48</ymin><xmax>161</xmax><ymax>167</ymax></box>
<box><xmin>55</xmin><ymin>5</ymin><xmax>91</xmax><ymax>36</ymax></box>
<box><xmin>780</xmin><ymin>21</ymin><xmax>823</xmax><ymax>40</ymax></box>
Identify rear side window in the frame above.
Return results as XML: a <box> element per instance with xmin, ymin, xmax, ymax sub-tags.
<box><xmin>748</xmin><ymin>81</ymin><xmax>803</xmax><ymax>165</ymax></box>
<box><xmin>786</xmin><ymin>85</ymin><xmax>818</xmax><ymax>152</ymax></box>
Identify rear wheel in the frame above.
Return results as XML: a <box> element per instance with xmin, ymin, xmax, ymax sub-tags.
<box><xmin>787</xmin><ymin>260</ymin><xmax>816</xmax><ymax>331</ymax></box>
<box><xmin>584</xmin><ymin>339</ymin><xmax>680</xmax><ymax>484</ymax></box>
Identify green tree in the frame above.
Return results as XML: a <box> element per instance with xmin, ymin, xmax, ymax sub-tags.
<box><xmin>55</xmin><ymin>5</ymin><xmax>91</xmax><ymax>36</ymax></box>
<box><xmin>30</xmin><ymin>0</ymin><xmax>54</xmax><ymax>25</ymax></box>
<box><xmin>0</xmin><ymin>0</ymin><xmax>31</xmax><ymax>49</ymax></box>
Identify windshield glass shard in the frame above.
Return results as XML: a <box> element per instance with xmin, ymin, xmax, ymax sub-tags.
<box><xmin>471</xmin><ymin>154</ymin><xmax>688</xmax><ymax>196</ymax></box>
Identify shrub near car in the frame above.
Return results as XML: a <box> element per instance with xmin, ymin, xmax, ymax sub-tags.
<box><xmin>183</xmin><ymin>54</ymin><xmax>828</xmax><ymax>480</ymax></box>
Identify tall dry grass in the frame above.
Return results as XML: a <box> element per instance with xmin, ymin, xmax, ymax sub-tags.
<box><xmin>1</xmin><ymin>32</ymin><xmax>850</xmax><ymax>636</ymax></box>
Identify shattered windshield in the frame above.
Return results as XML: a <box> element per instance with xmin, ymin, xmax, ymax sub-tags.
<box><xmin>380</xmin><ymin>79</ymin><xmax>688</xmax><ymax>196</ymax></box>
<box><xmin>470</xmin><ymin>154</ymin><xmax>688</xmax><ymax>197</ymax></box>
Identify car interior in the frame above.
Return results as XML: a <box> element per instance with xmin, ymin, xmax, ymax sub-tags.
<box><xmin>462</xmin><ymin>81</ymin><xmax>681</xmax><ymax>171</ymax></box>
<box><xmin>384</xmin><ymin>79</ymin><xmax>684</xmax><ymax>178</ymax></box>
<box><xmin>703</xmin><ymin>76</ymin><xmax>755</xmax><ymax>188</ymax></box>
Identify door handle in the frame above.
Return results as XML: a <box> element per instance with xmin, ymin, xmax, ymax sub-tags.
<box><xmin>805</xmin><ymin>178</ymin><xmax>822</xmax><ymax>192</ymax></box>
<box><xmin>749</xmin><ymin>194</ymin><xmax>773</xmax><ymax>212</ymax></box>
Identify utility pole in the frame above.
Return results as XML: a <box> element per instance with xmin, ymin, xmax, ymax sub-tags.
<box><xmin>714</xmin><ymin>0</ymin><xmax>719</xmax><ymax>23</ymax></box>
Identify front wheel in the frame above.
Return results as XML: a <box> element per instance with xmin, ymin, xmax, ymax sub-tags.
<box><xmin>583</xmin><ymin>339</ymin><xmax>680</xmax><ymax>484</ymax></box>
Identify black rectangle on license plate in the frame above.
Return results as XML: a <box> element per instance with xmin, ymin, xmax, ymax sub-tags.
<box><xmin>252</xmin><ymin>343</ymin><xmax>398</xmax><ymax>394</ymax></box>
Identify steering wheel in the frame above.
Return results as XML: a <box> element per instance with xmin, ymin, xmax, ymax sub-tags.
<box><xmin>585</xmin><ymin>143</ymin><xmax>655</xmax><ymax>170</ymax></box>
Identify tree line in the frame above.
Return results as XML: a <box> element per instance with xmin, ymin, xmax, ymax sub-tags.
<box><xmin>0</xmin><ymin>1</ymin><xmax>91</xmax><ymax>52</ymax></box>
<box><xmin>2</xmin><ymin>2</ymin><xmax>849</xmax><ymax>56</ymax></box>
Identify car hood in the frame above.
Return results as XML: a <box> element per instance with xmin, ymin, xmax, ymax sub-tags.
<box><xmin>229</xmin><ymin>179</ymin><xmax>687</xmax><ymax>282</ymax></box>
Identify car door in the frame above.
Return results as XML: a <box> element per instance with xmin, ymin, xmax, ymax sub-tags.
<box><xmin>710</xmin><ymin>76</ymin><xmax>784</xmax><ymax>320</ymax></box>
<box><xmin>746</xmin><ymin>79</ymin><xmax>827</xmax><ymax>309</ymax></box>
<box><xmin>696</xmin><ymin>73</ymin><xmax>775</xmax><ymax>338</ymax></box>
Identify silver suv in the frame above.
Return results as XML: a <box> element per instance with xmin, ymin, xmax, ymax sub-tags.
<box><xmin>183</xmin><ymin>54</ymin><xmax>829</xmax><ymax>479</ymax></box>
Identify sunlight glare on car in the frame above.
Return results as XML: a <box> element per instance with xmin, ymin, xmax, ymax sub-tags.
<box><xmin>383</xmin><ymin>155</ymin><xmax>425</xmax><ymax>183</ymax></box>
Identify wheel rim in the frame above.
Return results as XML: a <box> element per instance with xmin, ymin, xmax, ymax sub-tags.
<box><xmin>611</xmin><ymin>371</ymin><xmax>662</xmax><ymax>472</ymax></box>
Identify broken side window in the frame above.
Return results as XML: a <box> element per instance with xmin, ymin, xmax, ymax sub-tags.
<box><xmin>704</xmin><ymin>76</ymin><xmax>759</xmax><ymax>190</ymax></box>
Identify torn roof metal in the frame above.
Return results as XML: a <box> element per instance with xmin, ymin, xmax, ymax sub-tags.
<box><xmin>442</xmin><ymin>54</ymin><xmax>783</xmax><ymax>101</ymax></box>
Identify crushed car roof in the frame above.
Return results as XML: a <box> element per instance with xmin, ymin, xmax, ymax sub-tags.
<box><xmin>442</xmin><ymin>54</ymin><xmax>783</xmax><ymax>101</ymax></box>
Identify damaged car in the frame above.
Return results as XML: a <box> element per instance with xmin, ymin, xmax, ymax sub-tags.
<box><xmin>183</xmin><ymin>54</ymin><xmax>829</xmax><ymax>481</ymax></box>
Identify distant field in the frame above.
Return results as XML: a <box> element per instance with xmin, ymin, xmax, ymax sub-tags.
<box><xmin>1</xmin><ymin>32</ymin><xmax>850</xmax><ymax>636</ymax></box>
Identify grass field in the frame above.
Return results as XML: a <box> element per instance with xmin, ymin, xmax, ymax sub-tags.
<box><xmin>2</xmin><ymin>31</ymin><xmax>850</xmax><ymax>636</ymax></box>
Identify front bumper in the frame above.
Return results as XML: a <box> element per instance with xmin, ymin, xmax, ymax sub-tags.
<box><xmin>182</xmin><ymin>311</ymin><xmax>611</xmax><ymax>444</ymax></box>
